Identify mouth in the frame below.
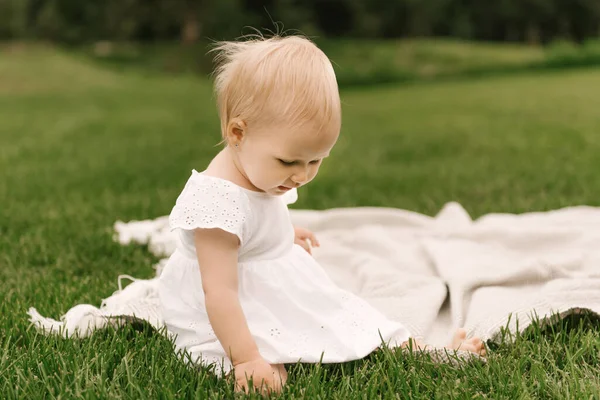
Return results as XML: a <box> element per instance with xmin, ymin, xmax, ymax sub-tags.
<box><xmin>277</xmin><ymin>185</ymin><xmax>292</xmax><ymax>192</ymax></box>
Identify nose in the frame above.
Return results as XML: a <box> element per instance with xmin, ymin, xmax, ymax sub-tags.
<box><xmin>291</xmin><ymin>166</ymin><xmax>309</xmax><ymax>185</ymax></box>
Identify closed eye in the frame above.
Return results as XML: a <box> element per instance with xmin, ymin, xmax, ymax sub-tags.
<box><xmin>278</xmin><ymin>159</ymin><xmax>322</xmax><ymax>166</ymax></box>
<box><xmin>278</xmin><ymin>159</ymin><xmax>296</xmax><ymax>166</ymax></box>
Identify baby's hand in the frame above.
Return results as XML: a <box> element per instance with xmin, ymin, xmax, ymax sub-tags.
<box><xmin>294</xmin><ymin>226</ymin><xmax>320</xmax><ymax>254</ymax></box>
<box><xmin>233</xmin><ymin>357</ymin><xmax>287</xmax><ymax>395</ymax></box>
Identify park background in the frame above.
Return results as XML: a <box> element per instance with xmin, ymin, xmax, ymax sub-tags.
<box><xmin>2</xmin><ymin>0</ymin><xmax>600</xmax><ymax>398</ymax></box>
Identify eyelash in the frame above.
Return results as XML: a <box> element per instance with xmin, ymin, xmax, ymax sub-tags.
<box><xmin>278</xmin><ymin>159</ymin><xmax>321</xmax><ymax>166</ymax></box>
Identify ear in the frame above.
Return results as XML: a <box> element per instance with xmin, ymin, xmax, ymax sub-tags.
<box><xmin>226</xmin><ymin>118</ymin><xmax>247</xmax><ymax>147</ymax></box>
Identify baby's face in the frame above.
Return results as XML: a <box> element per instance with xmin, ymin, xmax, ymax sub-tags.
<box><xmin>237</xmin><ymin>122</ymin><xmax>339</xmax><ymax>195</ymax></box>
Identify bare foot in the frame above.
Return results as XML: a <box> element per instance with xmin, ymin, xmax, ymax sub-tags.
<box><xmin>398</xmin><ymin>329</ymin><xmax>487</xmax><ymax>366</ymax></box>
<box><xmin>446</xmin><ymin>328</ymin><xmax>486</xmax><ymax>356</ymax></box>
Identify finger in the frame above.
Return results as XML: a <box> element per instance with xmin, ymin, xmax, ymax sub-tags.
<box><xmin>270</xmin><ymin>377</ymin><xmax>283</xmax><ymax>394</ymax></box>
<box><xmin>236</xmin><ymin>373</ymin><xmax>252</xmax><ymax>394</ymax></box>
<box><xmin>305</xmin><ymin>238</ymin><xmax>313</xmax><ymax>252</ymax></box>
<box><xmin>279</xmin><ymin>364</ymin><xmax>288</xmax><ymax>381</ymax></box>
<box><xmin>257</xmin><ymin>379</ymin><xmax>280</xmax><ymax>396</ymax></box>
<box><xmin>257</xmin><ymin>381</ymin><xmax>269</xmax><ymax>396</ymax></box>
<box><xmin>275</xmin><ymin>364</ymin><xmax>287</xmax><ymax>386</ymax></box>
<box><xmin>294</xmin><ymin>227</ymin><xmax>307</xmax><ymax>237</ymax></box>
<box><xmin>296</xmin><ymin>239</ymin><xmax>311</xmax><ymax>254</ymax></box>
<box><xmin>252</xmin><ymin>378</ymin><xmax>265</xmax><ymax>392</ymax></box>
<box><xmin>234</xmin><ymin>380</ymin><xmax>248</xmax><ymax>394</ymax></box>
<box><xmin>296</xmin><ymin>233</ymin><xmax>309</xmax><ymax>241</ymax></box>
<box><xmin>310</xmin><ymin>233</ymin><xmax>320</xmax><ymax>247</ymax></box>
<box><xmin>304</xmin><ymin>242</ymin><xmax>312</xmax><ymax>254</ymax></box>
<box><xmin>480</xmin><ymin>345</ymin><xmax>487</xmax><ymax>356</ymax></box>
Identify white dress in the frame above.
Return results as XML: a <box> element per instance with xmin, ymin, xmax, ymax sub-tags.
<box><xmin>158</xmin><ymin>170</ymin><xmax>410</xmax><ymax>374</ymax></box>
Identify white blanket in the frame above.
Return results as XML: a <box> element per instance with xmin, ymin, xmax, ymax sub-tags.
<box><xmin>28</xmin><ymin>202</ymin><xmax>600</xmax><ymax>347</ymax></box>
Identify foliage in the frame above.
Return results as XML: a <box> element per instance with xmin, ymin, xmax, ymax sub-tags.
<box><xmin>1</xmin><ymin>0</ymin><xmax>599</xmax><ymax>44</ymax></box>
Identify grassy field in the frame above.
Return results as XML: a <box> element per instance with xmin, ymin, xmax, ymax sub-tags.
<box><xmin>79</xmin><ymin>37</ymin><xmax>600</xmax><ymax>87</ymax></box>
<box><xmin>1</xmin><ymin>43</ymin><xmax>600</xmax><ymax>398</ymax></box>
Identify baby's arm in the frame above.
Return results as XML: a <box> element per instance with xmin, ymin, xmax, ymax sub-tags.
<box><xmin>194</xmin><ymin>228</ymin><xmax>260</xmax><ymax>365</ymax></box>
<box><xmin>194</xmin><ymin>228</ymin><xmax>285</xmax><ymax>393</ymax></box>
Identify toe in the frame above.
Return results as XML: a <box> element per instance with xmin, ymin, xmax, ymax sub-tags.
<box><xmin>469</xmin><ymin>338</ymin><xmax>482</xmax><ymax>350</ymax></box>
<box><xmin>450</xmin><ymin>328</ymin><xmax>467</xmax><ymax>348</ymax></box>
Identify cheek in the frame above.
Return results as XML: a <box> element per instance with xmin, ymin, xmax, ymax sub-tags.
<box><xmin>308</xmin><ymin>164</ymin><xmax>321</xmax><ymax>179</ymax></box>
<box><xmin>240</xmin><ymin>156</ymin><xmax>286</xmax><ymax>185</ymax></box>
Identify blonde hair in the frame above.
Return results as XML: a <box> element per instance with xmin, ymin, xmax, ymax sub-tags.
<box><xmin>210</xmin><ymin>33</ymin><xmax>341</xmax><ymax>141</ymax></box>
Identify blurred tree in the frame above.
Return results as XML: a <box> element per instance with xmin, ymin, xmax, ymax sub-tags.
<box><xmin>523</xmin><ymin>0</ymin><xmax>554</xmax><ymax>45</ymax></box>
<box><xmin>356</xmin><ymin>0</ymin><xmax>410</xmax><ymax>38</ymax></box>
<box><xmin>202</xmin><ymin>0</ymin><xmax>256</xmax><ymax>40</ymax></box>
<box><xmin>269</xmin><ymin>0</ymin><xmax>321</xmax><ymax>37</ymax></box>
<box><xmin>309</xmin><ymin>0</ymin><xmax>354</xmax><ymax>37</ymax></box>
<box><xmin>498</xmin><ymin>0</ymin><xmax>523</xmax><ymax>42</ymax></box>
<box><xmin>0</xmin><ymin>0</ymin><xmax>30</xmax><ymax>38</ymax></box>
<box><xmin>2</xmin><ymin>0</ymin><xmax>600</xmax><ymax>44</ymax></box>
<box><xmin>180</xmin><ymin>0</ymin><xmax>201</xmax><ymax>44</ymax></box>
<box><xmin>562</xmin><ymin>0</ymin><xmax>600</xmax><ymax>42</ymax></box>
<box><xmin>406</xmin><ymin>0</ymin><xmax>451</xmax><ymax>37</ymax></box>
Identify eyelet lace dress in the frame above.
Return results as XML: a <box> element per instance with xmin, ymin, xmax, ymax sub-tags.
<box><xmin>158</xmin><ymin>169</ymin><xmax>410</xmax><ymax>374</ymax></box>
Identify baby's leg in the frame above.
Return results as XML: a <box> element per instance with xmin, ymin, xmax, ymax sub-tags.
<box><xmin>398</xmin><ymin>330</ymin><xmax>486</xmax><ymax>366</ymax></box>
<box><xmin>399</xmin><ymin>329</ymin><xmax>486</xmax><ymax>357</ymax></box>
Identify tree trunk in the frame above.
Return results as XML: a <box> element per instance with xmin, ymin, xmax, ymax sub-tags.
<box><xmin>505</xmin><ymin>25</ymin><xmax>519</xmax><ymax>42</ymax></box>
<box><xmin>559</xmin><ymin>17</ymin><xmax>571</xmax><ymax>41</ymax></box>
<box><xmin>181</xmin><ymin>6</ymin><xmax>200</xmax><ymax>45</ymax></box>
<box><xmin>525</xmin><ymin>22</ymin><xmax>540</xmax><ymax>46</ymax></box>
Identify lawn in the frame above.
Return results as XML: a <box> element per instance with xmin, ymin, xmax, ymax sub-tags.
<box><xmin>80</xmin><ymin>37</ymin><xmax>600</xmax><ymax>87</ymax></box>
<box><xmin>1</xmin><ymin>43</ymin><xmax>600</xmax><ymax>398</ymax></box>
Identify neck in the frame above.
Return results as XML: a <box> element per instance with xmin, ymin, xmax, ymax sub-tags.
<box><xmin>214</xmin><ymin>146</ymin><xmax>263</xmax><ymax>192</ymax></box>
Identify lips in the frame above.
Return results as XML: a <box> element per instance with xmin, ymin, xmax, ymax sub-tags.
<box><xmin>278</xmin><ymin>186</ymin><xmax>291</xmax><ymax>191</ymax></box>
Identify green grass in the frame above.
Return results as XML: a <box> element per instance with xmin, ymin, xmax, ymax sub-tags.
<box><xmin>2</xmin><ymin>43</ymin><xmax>600</xmax><ymax>398</ymax></box>
<box><xmin>320</xmin><ymin>38</ymin><xmax>546</xmax><ymax>86</ymax></box>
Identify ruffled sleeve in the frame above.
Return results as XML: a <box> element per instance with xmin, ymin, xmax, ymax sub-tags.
<box><xmin>169</xmin><ymin>172</ymin><xmax>252</xmax><ymax>245</ymax></box>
